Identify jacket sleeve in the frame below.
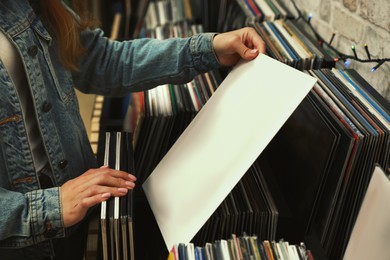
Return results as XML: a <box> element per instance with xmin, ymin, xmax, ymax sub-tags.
<box><xmin>72</xmin><ymin>28</ymin><xmax>222</xmax><ymax>96</ymax></box>
<box><xmin>0</xmin><ymin>187</ymin><xmax>65</xmax><ymax>248</ymax></box>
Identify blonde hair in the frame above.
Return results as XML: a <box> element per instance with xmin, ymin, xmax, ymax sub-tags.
<box><xmin>39</xmin><ymin>0</ymin><xmax>95</xmax><ymax>71</ymax></box>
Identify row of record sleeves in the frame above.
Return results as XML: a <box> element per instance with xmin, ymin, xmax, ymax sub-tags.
<box><xmin>140</xmin><ymin>0</ymin><xmax>264</xmax><ymax>31</ymax></box>
<box><xmin>141</xmin><ymin>0</ymin><xmax>294</xmax><ymax>32</ymax></box>
<box><xmin>143</xmin><ymin>11</ymin><xmax>337</xmax><ymax>72</ymax></box>
<box><xmin>122</xmin><ymin>22</ymin><xmax>390</xmax><ymax>260</ymax></box>
<box><xmin>140</xmin><ymin>0</ymin><xmax>260</xmax><ymax>34</ymax></box>
<box><xmin>126</xmin><ymin>69</ymin><xmax>389</xmax><ymax>260</ymax></box>
<box><xmin>99</xmin><ymin>132</ymin><xmax>135</xmax><ymax>260</ymax></box>
<box><xmin>105</xmin><ymin>0</ymin><xmax>199</xmax><ymax>40</ymax></box>
<box><xmin>263</xmin><ymin>68</ymin><xmax>390</xmax><ymax>260</ymax></box>
<box><xmin>235</xmin><ymin>0</ymin><xmax>296</xmax><ymax>21</ymax></box>
<box><xmin>252</xmin><ymin>19</ymin><xmax>337</xmax><ymax>70</ymax></box>
<box><xmin>143</xmin><ymin>0</ymin><xmax>201</xmax><ymax>29</ymax></box>
<box><xmin>168</xmin><ymin>234</ymin><xmax>314</xmax><ymax>260</ymax></box>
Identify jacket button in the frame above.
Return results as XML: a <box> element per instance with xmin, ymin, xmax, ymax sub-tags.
<box><xmin>28</xmin><ymin>45</ymin><xmax>38</xmax><ymax>57</ymax></box>
<box><xmin>41</xmin><ymin>101</ymin><xmax>52</xmax><ymax>113</ymax></box>
<box><xmin>58</xmin><ymin>160</ymin><xmax>68</xmax><ymax>169</ymax></box>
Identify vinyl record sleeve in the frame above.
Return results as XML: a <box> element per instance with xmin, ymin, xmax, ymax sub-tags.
<box><xmin>311</xmin><ymin>70</ymin><xmax>381</xmax><ymax>259</ymax></box>
<box><xmin>235</xmin><ymin>0</ymin><xmax>258</xmax><ymax>19</ymax></box>
<box><xmin>344</xmin><ymin>69</ymin><xmax>390</xmax><ymax>116</ymax></box>
<box><xmin>262</xmin><ymin>22</ymin><xmax>294</xmax><ymax>66</ymax></box>
<box><xmin>273</xmin><ymin>20</ymin><xmax>311</xmax><ymax>70</ymax></box>
<box><xmin>265</xmin><ymin>0</ymin><xmax>282</xmax><ymax>19</ymax></box>
<box><xmin>254</xmin><ymin>0</ymin><xmax>275</xmax><ymax>20</ymax></box>
<box><xmin>320</xmin><ymin>70</ymin><xmax>380</xmax><ymax>257</ymax></box>
<box><xmin>143</xmin><ymin>54</ymin><xmax>316</xmax><ymax>249</ymax></box>
<box><xmin>100</xmin><ymin>132</ymin><xmax>111</xmax><ymax>260</ymax></box>
<box><xmin>259</xmin><ymin>91</ymin><xmax>340</xmax><ymax>243</ymax></box>
<box><xmin>99</xmin><ymin>132</ymin><xmax>135</xmax><ymax>260</ymax></box>
<box><xmin>243</xmin><ymin>0</ymin><xmax>262</xmax><ymax>17</ymax></box>
<box><xmin>306</xmin><ymin>89</ymin><xmax>354</xmax><ymax>243</ymax></box>
<box><xmin>265</xmin><ymin>22</ymin><xmax>300</xmax><ymax>68</ymax></box>
<box><xmin>253</xmin><ymin>21</ymin><xmax>286</xmax><ymax>63</ymax></box>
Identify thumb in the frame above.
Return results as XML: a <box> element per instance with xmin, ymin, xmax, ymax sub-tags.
<box><xmin>235</xmin><ymin>42</ymin><xmax>259</xmax><ymax>61</ymax></box>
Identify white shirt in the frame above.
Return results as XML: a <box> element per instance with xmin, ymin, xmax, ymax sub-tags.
<box><xmin>0</xmin><ymin>29</ymin><xmax>48</xmax><ymax>172</ymax></box>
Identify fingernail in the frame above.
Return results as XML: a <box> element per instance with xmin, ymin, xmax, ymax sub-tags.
<box><xmin>101</xmin><ymin>193</ymin><xmax>111</xmax><ymax>198</ymax></box>
<box><xmin>118</xmin><ymin>188</ymin><xmax>128</xmax><ymax>193</ymax></box>
<box><xmin>250</xmin><ymin>49</ymin><xmax>258</xmax><ymax>54</ymax></box>
<box><xmin>125</xmin><ymin>181</ymin><xmax>135</xmax><ymax>187</ymax></box>
<box><xmin>100</xmin><ymin>165</ymin><xmax>109</xmax><ymax>169</ymax></box>
<box><xmin>128</xmin><ymin>174</ymin><xmax>136</xmax><ymax>180</ymax></box>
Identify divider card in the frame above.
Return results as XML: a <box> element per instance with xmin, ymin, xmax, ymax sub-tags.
<box><xmin>142</xmin><ymin>53</ymin><xmax>317</xmax><ymax>250</ymax></box>
<box><xmin>343</xmin><ymin>166</ymin><xmax>390</xmax><ymax>260</ymax></box>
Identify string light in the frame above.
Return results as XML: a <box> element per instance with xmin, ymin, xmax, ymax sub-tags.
<box><xmin>371</xmin><ymin>61</ymin><xmax>385</xmax><ymax>72</ymax></box>
<box><xmin>290</xmin><ymin>0</ymin><xmax>390</xmax><ymax>70</ymax></box>
<box><xmin>351</xmin><ymin>45</ymin><xmax>358</xmax><ymax>59</ymax></box>
<box><xmin>329</xmin><ymin>32</ymin><xmax>336</xmax><ymax>45</ymax></box>
<box><xmin>307</xmin><ymin>13</ymin><xmax>312</xmax><ymax>24</ymax></box>
<box><xmin>364</xmin><ymin>44</ymin><xmax>371</xmax><ymax>60</ymax></box>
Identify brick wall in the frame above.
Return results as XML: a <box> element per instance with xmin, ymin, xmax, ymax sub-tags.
<box><xmin>278</xmin><ymin>0</ymin><xmax>390</xmax><ymax>101</ymax></box>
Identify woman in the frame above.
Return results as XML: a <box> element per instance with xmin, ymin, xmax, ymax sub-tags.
<box><xmin>0</xmin><ymin>0</ymin><xmax>265</xmax><ymax>259</ymax></box>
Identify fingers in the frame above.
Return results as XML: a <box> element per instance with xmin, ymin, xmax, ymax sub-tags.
<box><xmin>234</xmin><ymin>28</ymin><xmax>265</xmax><ymax>61</ymax></box>
<box><xmin>60</xmin><ymin>167</ymin><xmax>137</xmax><ymax>227</ymax></box>
<box><xmin>212</xmin><ymin>27</ymin><xmax>266</xmax><ymax>66</ymax></box>
<box><xmin>82</xmin><ymin>182</ymin><xmax>133</xmax><ymax>198</ymax></box>
<box><xmin>77</xmin><ymin>167</ymin><xmax>136</xmax><ymax>191</ymax></box>
<box><xmin>73</xmin><ymin>169</ymin><xmax>135</xmax><ymax>206</ymax></box>
<box><xmin>247</xmin><ymin>28</ymin><xmax>266</xmax><ymax>54</ymax></box>
<box><xmin>235</xmin><ymin>42</ymin><xmax>259</xmax><ymax>61</ymax></box>
<box><xmin>81</xmin><ymin>192</ymin><xmax>112</xmax><ymax>209</ymax></box>
<box><xmin>84</xmin><ymin>165</ymin><xmax>137</xmax><ymax>182</ymax></box>
<box><xmin>81</xmin><ymin>184</ymin><xmax>136</xmax><ymax>209</ymax></box>
<box><xmin>93</xmin><ymin>170</ymin><xmax>136</xmax><ymax>188</ymax></box>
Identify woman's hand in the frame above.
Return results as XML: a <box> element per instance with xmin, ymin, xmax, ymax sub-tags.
<box><xmin>60</xmin><ymin>166</ymin><xmax>136</xmax><ymax>227</ymax></box>
<box><xmin>212</xmin><ymin>27</ymin><xmax>266</xmax><ymax>67</ymax></box>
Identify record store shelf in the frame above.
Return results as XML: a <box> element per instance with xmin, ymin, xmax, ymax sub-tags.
<box><xmin>93</xmin><ymin>1</ymin><xmax>390</xmax><ymax>259</ymax></box>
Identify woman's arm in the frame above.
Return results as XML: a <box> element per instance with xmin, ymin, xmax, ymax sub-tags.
<box><xmin>0</xmin><ymin>167</ymin><xmax>135</xmax><ymax>247</ymax></box>
<box><xmin>73</xmin><ymin>29</ymin><xmax>220</xmax><ymax>96</ymax></box>
<box><xmin>72</xmin><ymin>27</ymin><xmax>265</xmax><ymax>96</ymax></box>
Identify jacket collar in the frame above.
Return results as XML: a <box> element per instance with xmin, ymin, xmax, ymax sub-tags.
<box><xmin>0</xmin><ymin>0</ymin><xmax>51</xmax><ymax>43</ymax></box>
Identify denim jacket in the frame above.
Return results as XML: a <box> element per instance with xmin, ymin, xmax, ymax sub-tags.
<box><xmin>0</xmin><ymin>0</ymin><xmax>220</xmax><ymax>258</ymax></box>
